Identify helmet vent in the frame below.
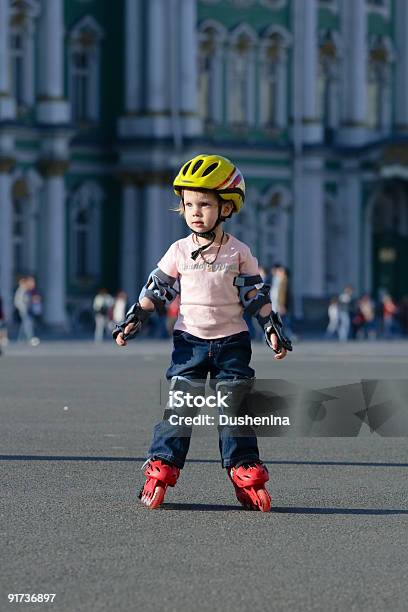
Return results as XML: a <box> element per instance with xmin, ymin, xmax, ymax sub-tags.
<box><xmin>201</xmin><ymin>162</ymin><xmax>219</xmax><ymax>177</ymax></box>
<box><xmin>182</xmin><ymin>162</ymin><xmax>192</xmax><ymax>176</ymax></box>
<box><xmin>192</xmin><ymin>159</ymin><xmax>204</xmax><ymax>173</ymax></box>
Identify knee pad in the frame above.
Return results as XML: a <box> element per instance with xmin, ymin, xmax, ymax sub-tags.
<box><xmin>164</xmin><ymin>376</ymin><xmax>206</xmax><ymax>419</ymax></box>
<box><xmin>215</xmin><ymin>379</ymin><xmax>254</xmax><ymax>417</ymax></box>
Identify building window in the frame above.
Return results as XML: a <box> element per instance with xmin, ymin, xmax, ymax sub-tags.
<box><xmin>71</xmin><ymin>50</ymin><xmax>92</xmax><ymax>122</ymax></box>
<box><xmin>9</xmin><ymin>0</ymin><xmax>40</xmax><ymax>112</ymax></box>
<box><xmin>317</xmin><ymin>33</ymin><xmax>341</xmax><ymax>140</ymax></box>
<box><xmin>325</xmin><ymin>197</ymin><xmax>342</xmax><ymax>294</ymax></box>
<box><xmin>69</xmin><ymin>182</ymin><xmax>104</xmax><ymax>284</ymax></box>
<box><xmin>228</xmin><ymin>27</ymin><xmax>257</xmax><ymax>127</ymax></box>
<box><xmin>10</xmin><ymin>32</ymin><xmax>25</xmax><ymax>107</ymax></box>
<box><xmin>13</xmin><ymin>198</ymin><xmax>26</xmax><ymax>276</ymax></box>
<box><xmin>258</xmin><ymin>187</ymin><xmax>290</xmax><ymax>268</ymax></box>
<box><xmin>259</xmin><ymin>29</ymin><xmax>291</xmax><ymax>130</ymax></box>
<box><xmin>198</xmin><ymin>23</ymin><xmax>225</xmax><ymax>126</ymax></box>
<box><xmin>73</xmin><ymin>208</ymin><xmax>90</xmax><ymax>278</ymax></box>
<box><xmin>68</xmin><ymin>16</ymin><xmax>104</xmax><ymax>124</ymax></box>
<box><xmin>367</xmin><ymin>40</ymin><xmax>393</xmax><ymax>132</ymax></box>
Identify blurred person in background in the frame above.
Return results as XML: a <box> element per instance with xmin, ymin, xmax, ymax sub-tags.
<box><xmin>26</xmin><ymin>276</ymin><xmax>42</xmax><ymax>346</ymax></box>
<box><xmin>326</xmin><ymin>296</ymin><xmax>340</xmax><ymax>339</ymax></box>
<box><xmin>111</xmin><ymin>291</ymin><xmax>128</xmax><ymax>329</ymax></box>
<box><xmin>269</xmin><ymin>262</ymin><xmax>282</xmax><ymax>312</ymax></box>
<box><xmin>358</xmin><ymin>293</ymin><xmax>376</xmax><ymax>339</ymax></box>
<box><xmin>273</xmin><ymin>265</ymin><xmax>293</xmax><ymax>340</ymax></box>
<box><xmin>338</xmin><ymin>285</ymin><xmax>353</xmax><ymax>341</ymax></box>
<box><xmin>93</xmin><ymin>288</ymin><xmax>114</xmax><ymax>342</ymax></box>
<box><xmin>14</xmin><ymin>277</ymin><xmax>39</xmax><ymax>346</ymax></box>
<box><xmin>382</xmin><ymin>294</ymin><xmax>400</xmax><ymax>339</ymax></box>
<box><xmin>244</xmin><ymin>264</ymin><xmax>267</xmax><ymax>341</ymax></box>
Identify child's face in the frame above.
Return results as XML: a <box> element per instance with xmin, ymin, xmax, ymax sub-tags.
<box><xmin>183</xmin><ymin>189</ymin><xmax>231</xmax><ymax>232</ymax></box>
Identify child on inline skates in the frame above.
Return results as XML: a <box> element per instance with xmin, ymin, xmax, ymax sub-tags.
<box><xmin>113</xmin><ymin>154</ymin><xmax>292</xmax><ymax>512</ymax></box>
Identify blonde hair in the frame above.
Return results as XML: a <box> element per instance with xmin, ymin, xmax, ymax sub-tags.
<box><xmin>171</xmin><ymin>188</ymin><xmax>234</xmax><ymax>217</ymax></box>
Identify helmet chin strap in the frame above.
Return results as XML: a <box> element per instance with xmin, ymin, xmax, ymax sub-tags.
<box><xmin>189</xmin><ymin>202</ymin><xmax>226</xmax><ymax>261</ymax></box>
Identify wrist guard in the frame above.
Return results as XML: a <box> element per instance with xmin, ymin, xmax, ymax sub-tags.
<box><xmin>112</xmin><ymin>303</ymin><xmax>151</xmax><ymax>342</ymax></box>
<box><xmin>257</xmin><ymin>311</ymin><xmax>293</xmax><ymax>353</ymax></box>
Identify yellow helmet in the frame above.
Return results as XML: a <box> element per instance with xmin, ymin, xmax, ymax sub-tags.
<box><xmin>173</xmin><ymin>154</ymin><xmax>245</xmax><ymax>213</ymax></box>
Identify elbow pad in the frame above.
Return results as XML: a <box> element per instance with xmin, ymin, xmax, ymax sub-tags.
<box><xmin>233</xmin><ymin>274</ymin><xmax>271</xmax><ymax>316</ymax></box>
<box><xmin>139</xmin><ymin>268</ymin><xmax>180</xmax><ymax>314</ymax></box>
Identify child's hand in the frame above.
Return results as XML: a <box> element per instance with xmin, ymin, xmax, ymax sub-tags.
<box><xmin>269</xmin><ymin>332</ymin><xmax>287</xmax><ymax>360</ymax></box>
<box><xmin>115</xmin><ymin>322</ymin><xmax>137</xmax><ymax>347</ymax></box>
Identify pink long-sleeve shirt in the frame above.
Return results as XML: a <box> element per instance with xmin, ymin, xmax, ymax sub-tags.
<box><xmin>157</xmin><ymin>233</ymin><xmax>259</xmax><ymax>339</ymax></box>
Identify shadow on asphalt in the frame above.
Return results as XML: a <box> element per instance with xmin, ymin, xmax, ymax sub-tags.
<box><xmin>1</xmin><ymin>455</ymin><xmax>408</xmax><ymax>468</ymax></box>
<box><xmin>142</xmin><ymin>503</ymin><xmax>408</xmax><ymax>515</ymax></box>
<box><xmin>272</xmin><ymin>507</ymin><xmax>408</xmax><ymax>515</ymax></box>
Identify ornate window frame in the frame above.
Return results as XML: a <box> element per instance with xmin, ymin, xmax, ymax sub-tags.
<box><xmin>317</xmin><ymin>30</ymin><xmax>342</xmax><ymax>134</ymax></box>
<box><xmin>258</xmin><ymin>185</ymin><xmax>291</xmax><ymax>268</ymax></box>
<box><xmin>258</xmin><ymin>25</ymin><xmax>292</xmax><ymax>130</ymax></box>
<box><xmin>198</xmin><ymin>20</ymin><xmax>227</xmax><ymax>127</ymax></box>
<box><xmin>9</xmin><ymin>0</ymin><xmax>40</xmax><ymax>113</ymax></box>
<box><xmin>69</xmin><ymin>181</ymin><xmax>104</xmax><ymax>285</ymax></box>
<box><xmin>11</xmin><ymin>168</ymin><xmax>43</xmax><ymax>279</ymax></box>
<box><xmin>68</xmin><ymin>16</ymin><xmax>104</xmax><ymax>124</ymax></box>
<box><xmin>227</xmin><ymin>23</ymin><xmax>258</xmax><ymax>128</ymax></box>
<box><xmin>366</xmin><ymin>36</ymin><xmax>395</xmax><ymax>133</ymax></box>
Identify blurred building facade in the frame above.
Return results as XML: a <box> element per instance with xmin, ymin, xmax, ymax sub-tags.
<box><xmin>0</xmin><ymin>0</ymin><xmax>407</xmax><ymax>325</ymax></box>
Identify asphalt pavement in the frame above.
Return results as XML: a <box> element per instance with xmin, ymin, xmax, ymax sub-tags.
<box><xmin>1</xmin><ymin>340</ymin><xmax>407</xmax><ymax>612</ymax></box>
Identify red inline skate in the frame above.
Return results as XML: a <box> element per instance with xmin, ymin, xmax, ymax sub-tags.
<box><xmin>228</xmin><ymin>463</ymin><xmax>271</xmax><ymax>512</ymax></box>
<box><xmin>138</xmin><ymin>459</ymin><xmax>180</xmax><ymax>509</ymax></box>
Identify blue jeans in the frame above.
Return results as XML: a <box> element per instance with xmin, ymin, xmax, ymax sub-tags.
<box><xmin>147</xmin><ymin>330</ymin><xmax>260</xmax><ymax>469</ymax></box>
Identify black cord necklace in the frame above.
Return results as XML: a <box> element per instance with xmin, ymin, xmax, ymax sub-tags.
<box><xmin>194</xmin><ymin>232</ymin><xmax>225</xmax><ymax>267</ymax></box>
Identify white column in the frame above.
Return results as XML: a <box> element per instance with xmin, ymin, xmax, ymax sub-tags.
<box><xmin>297</xmin><ymin>0</ymin><xmax>321</xmax><ymax>143</ymax></box>
<box><xmin>338</xmin><ymin>0</ymin><xmax>367</xmax><ymax>144</ymax></box>
<box><xmin>0</xmin><ymin>168</ymin><xmax>14</xmax><ymax>321</ymax></box>
<box><xmin>300</xmin><ymin>156</ymin><xmax>325</xmax><ymax>297</ymax></box>
<box><xmin>395</xmin><ymin>0</ymin><xmax>408</xmax><ymax>131</ymax></box>
<box><xmin>42</xmin><ymin>170</ymin><xmax>66</xmax><ymax>325</ymax></box>
<box><xmin>0</xmin><ymin>0</ymin><xmax>16</xmax><ymax>119</ymax></box>
<box><xmin>147</xmin><ymin>0</ymin><xmax>167</xmax><ymax>112</ymax></box>
<box><xmin>37</xmin><ymin>0</ymin><xmax>69</xmax><ymax>123</ymax></box>
<box><xmin>121</xmin><ymin>182</ymin><xmax>141</xmax><ymax>301</ymax></box>
<box><xmin>179</xmin><ymin>0</ymin><xmax>201</xmax><ymax>136</ymax></box>
<box><xmin>180</xmin><ymin>0</ymin><xmax>197</xmax><ymax>115</ymax></box>
<box><xmin>339</xmin><ymin>161</ymin><xmax>362</xmax><ymax>293</ymax></box>
<box><xmin>144</xmin><ymin>184</ymin><xmax>172</xmax><ymax>280</ymax></box>
<box><xmin>125</xmin><ymin>0</ymin><xmax>143</xmax><ymax>113</ymax></box>
<box><xmin>119</xmin><ymin>0</ymin><xmax>172</xmax><ymax>137</ymax></box>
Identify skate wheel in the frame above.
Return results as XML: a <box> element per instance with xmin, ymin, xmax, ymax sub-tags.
<box><xmin>256</xmin><ymin>489</ymin><xmax>271</xmax><ymax>513</ymax></box>
<box><xmin>145</xmin><ymin>484</ymin><xmax>166</xmax><ymax>509</ymax></box>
